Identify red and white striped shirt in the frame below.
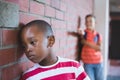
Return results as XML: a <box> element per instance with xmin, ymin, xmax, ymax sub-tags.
<box><xmin>20</xmin><ymin>57</ymin><xmax>90</xmax><ymax>80</ymax></box>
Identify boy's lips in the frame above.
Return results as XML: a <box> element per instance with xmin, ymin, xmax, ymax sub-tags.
<box><xmin>28</xmin><ymin>55</ymin><xmax>35</xmax><ymax>59</ymax></box>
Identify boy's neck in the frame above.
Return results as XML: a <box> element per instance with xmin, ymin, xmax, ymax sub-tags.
<box><xmin>39</xmin><ymin>51</ymin><xmax>58</xmax><ymax>66</ymax></box>
<box><xmin>87</xmin><ymin>28</ymin><xmax>94</xmax><ymax>32</ymax></box>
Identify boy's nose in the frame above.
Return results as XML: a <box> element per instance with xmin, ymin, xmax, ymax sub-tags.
<box><xmin>25</xmin><ymin>45</ymin><xmax>32</xmax><ymax>53</ymax></box>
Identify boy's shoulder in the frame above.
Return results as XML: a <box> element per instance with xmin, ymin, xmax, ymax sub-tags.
<box><xmin>23</xmin><ymin>57</ymin><xmax>80</xmax><ymax>75</ymax></box>
<box><xmin>23</xmin><ymin>63</ymin><xmax>40</xmax><ymax>75</ymax></box>
<box><xmin>84</xmin><ymin>29</ymin><xmax>102</xmax><ymax>37</ymax></box>
<box><xmin>59</xmin><ymin>57</ymin><xmax>80</xmax><ymax>68</ymax></box>
<box><xmin>59</xmin><ymin>57</ymin><xmax>78</xmax><ymax>62</ymax></box>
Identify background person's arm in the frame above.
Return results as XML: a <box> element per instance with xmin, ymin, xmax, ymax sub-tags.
<box><xmin>81</xmin><ymin>38</ymin><xmax>101</xmax><ymax>51</ymax></box>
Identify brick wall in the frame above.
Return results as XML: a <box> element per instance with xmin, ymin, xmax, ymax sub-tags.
<box><xmin>0</xmin><ymin>0</ymin><xmax>93</xmax><ymax>80</ymax></box>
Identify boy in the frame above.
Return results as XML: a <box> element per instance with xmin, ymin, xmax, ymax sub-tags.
<box><xmin>80</xmin><ymin>14</ymin><xmax>103</xmax><ymax>80</ymax></box>
<box><xmin>19</xmin><ymin>20</ymin><xmax>90</xmax><ymax>80</ymax></box>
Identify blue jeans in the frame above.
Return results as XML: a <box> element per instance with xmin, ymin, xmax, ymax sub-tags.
<box><xmin>84</xmin><ymin>63</ymin><xmax>104</xmax><ymax>80</ymax></box>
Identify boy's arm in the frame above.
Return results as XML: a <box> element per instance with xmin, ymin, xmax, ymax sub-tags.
<box><xmin>81</xmin><ymin>34</ymin><xmax>102</xmax><ymax>51</ymax></box>
<box><xmin>67</xmin><ymin>32</ymin><xmax>80</xmax><ymax>37</ymax></box>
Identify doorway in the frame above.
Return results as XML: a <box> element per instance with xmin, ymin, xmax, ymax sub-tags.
<box><xmin>109</xmin><ymin>19</ymin><xmax>120</xmax><ymax>60</ymax></box>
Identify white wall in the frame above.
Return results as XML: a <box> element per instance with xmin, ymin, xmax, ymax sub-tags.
<box><xmin>94</xmin><ymin>0</ymin><xmax>109</xmax><ymax>80</ymax></box>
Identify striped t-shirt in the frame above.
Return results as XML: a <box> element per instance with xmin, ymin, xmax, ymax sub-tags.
<box><xmin>20</xmin><ymin>57</ymin><xmax>90</xmax><ymax>80</ymax></box>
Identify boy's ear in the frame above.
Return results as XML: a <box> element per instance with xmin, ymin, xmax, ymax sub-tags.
<box><xmin>47</xmin><ymin>35</ymin><xmax>55</xmax><ymax>48</ymax></box>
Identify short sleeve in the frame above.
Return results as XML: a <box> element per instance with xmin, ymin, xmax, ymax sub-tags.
<box><xmin>75</xmin><ymin>64</ymin><xmax>90</xmax><ymax>80</ymax></box>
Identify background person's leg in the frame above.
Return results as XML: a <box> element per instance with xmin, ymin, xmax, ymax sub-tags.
<box><xmin>95</xmin><ymin>63</ymin><xmax>104</xmax><ymax>80</ymax></box>
<box><xmin>84</xmin><ymin>64</ymin><xmax>95</xmax><ymax>80</ymax></box>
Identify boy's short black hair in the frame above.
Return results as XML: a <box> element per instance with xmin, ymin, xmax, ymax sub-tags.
<box><xmin>85</xmin><ymin>14</ymin><xmax>95</xmax><ymax>20</ymax></box>
<box><xmin>18</xmin><ymin>20</ymin><xmax>54</xmax><ymax>45</ymax></box>
<box><xmin>21</xmin><ymin>20</ymin><xmax>54</xmax><ymax>37</ymax></box>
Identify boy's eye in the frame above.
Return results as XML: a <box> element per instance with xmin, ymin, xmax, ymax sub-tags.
<box><xmin>30</xmin><ymin>41</ymin><xmax>36</xmax><ymax>46</ymax></box>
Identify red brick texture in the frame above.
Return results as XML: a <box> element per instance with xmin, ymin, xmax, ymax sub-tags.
<box><xmin>18</xmin><ymin>0</ymin><xmax>29</xmax><ymax>12</ymax></box>
<box><xmin>0</xmin><ymin>48</ymin><xmax>16</xmax><ymax>66</ymax></box>
<box><xmin>0</xmin><ymin>0</ymin><xmax>93</xmax><ymax>80</ymax></box>
<box><xmin>30</xmin><ymin>1</ymin><xmax>45</xmax><ymax>15</ymax></box>
<box><xmin>2</xmin><ymin>29</ymin><xmax>18</xmax><ymax>46</ymax></box>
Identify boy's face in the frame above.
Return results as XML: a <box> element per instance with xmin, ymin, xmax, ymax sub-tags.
<box><xmin>21</xmin><ymin>26</ymin><xmax>49</xmax><ymax>63</ymax></box>
<box><xmin>85</xmin><ymin>16</ymin><xmax>96</xmax><ymax>30</ymax></box>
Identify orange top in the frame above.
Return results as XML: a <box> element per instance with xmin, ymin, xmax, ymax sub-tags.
<box><xmin>81</xmin><ymin>29</ymin><xmax>102</xmax><ymax>64</ymax></box>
